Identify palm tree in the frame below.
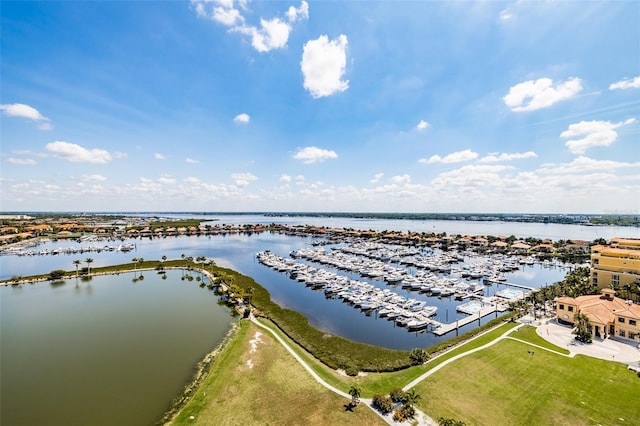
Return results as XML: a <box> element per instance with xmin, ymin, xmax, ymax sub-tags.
<box><xmin>348</xmin><ymin>385</ymin><xmax>361</xmax><ymax>406</ymax></box>
<box><xmin>73</xmin><ymin>259</ymin><xmax>81</xmax><ymax>278</ymax></box>
<box><xmin>132</xmin><ymin>257</ymin><xmax>139</xmax><ymax>277</ymax></box>
<box><xmin>244</xmin><ymin>286</ymin><xmax>254</xmax><ymax>305</ymax></box>
<box><xmin>573</xmin><ymin>312</ymin><xmax>592</xmax><ymax>343</ymax></box>
<box><xmin>404</xmin><ymin>389</ymin><xmax>421</xmax><ymax>408</ymax></box>
<box><xmin>85</xmin><ymin>258</ymin><xmax>94</xmax><ymax>275</ymax></box>
<box><xmin>137</xmin><ymin>258</ymin><xmax>144</xmax><ymax>279</ymax></box>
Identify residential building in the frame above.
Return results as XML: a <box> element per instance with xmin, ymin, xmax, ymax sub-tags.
<box><xmin>590</xmin><ymin>238</ymin><xmax>640</xmax><ymax>292</ymax></box>
<box><xmin>556</xmin><ymin>289</ymin><xmax>640</xmax><ymax>343</ymax></box>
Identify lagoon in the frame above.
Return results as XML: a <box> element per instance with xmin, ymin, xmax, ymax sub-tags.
<box><xmin>1</xmin><ymin>271</ymin><xmax>235</xmax><ymax>426</ymax></box>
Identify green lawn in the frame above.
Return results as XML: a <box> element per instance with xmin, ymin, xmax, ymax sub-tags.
<box><xmin>170</xmin><ymin>320</ymin><xmax>385</xmax><ymax>426</ymax></box>
<box><xmin>507</xmin><ymin>325</ymin><xmax>570</xmax><ymax>354</ymax></box>
<box><xmin>249</xmin><ymin>318</ymin><xmax>520</xmax><ymax>397</ymax></box>
<box><xmin>413</xmin><ymin>337</ymin><xmax>640</xmax><ymax>425</ymax></box>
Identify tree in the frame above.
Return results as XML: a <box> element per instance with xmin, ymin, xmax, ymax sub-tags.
<box><xmin>244</xmin><ymin>286</ymin><xmax>254</xmax><ymax>305</ymax></box>
<box><xmin>48</xmin><ymin>269</ymin><xmax>65</xmax><ymax>280</ymax></box>
<box><xmin>439</xmin><ymin>417</ymin><xmax>467</xmax><ymax>426</ymax></box>
<box><xmin>404</xmin><ymin>388</ymin><xmax>421</xmax><ymax>408</ymax></box>
<box><xmin>85</xmin><ymin>258</ymin><xmax>94</xmax><ymax>275</ymax></box>
<box><xmin>410</xmin><ymin>348</ymin><xmax>429</xmax><ymax>365</ymax></box>
<box><xmin>132</xmin><ymin>257</ymin><xmax>139</xmax><ymax>277</ymax></box>
<box><xmin>348</xmin><ymin>385</ymin><xmax>361</xmax><ymax>406</ymax></box>
<box><xmin>572</xmin><ymin>312</ymin><xmax>593</xmax><ymax>343</ymax></box>
<box><xmin>73</xmin><ymin>259</ymin><xmax>81</xmax><ymax>278</ymax></box>
<box><xmin>372</xmin><ymin>394</ymin><xmax>394</xmax><ymax>414</ymax></box>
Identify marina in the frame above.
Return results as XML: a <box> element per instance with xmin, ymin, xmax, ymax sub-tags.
<box><xmin>0</xmin><ymin>216</ymin><xmax>591</xmax><ymax>350</ymax></box>
<box><xmin>257</xmin><ymin>238</ymin><xmax>533</xmax><ymax>336</ymax></box>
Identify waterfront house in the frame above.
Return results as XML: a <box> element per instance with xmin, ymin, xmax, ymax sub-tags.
<box><xmin>511</xmin><ymin>242</ymin><xmax>531</xmax><ymax>253</ymax></box>
<box><xmin>556</xmin><ymin>289</ymin><xmax>640</xmax><ymax>342</ymax></box>
<box><xmin>24</xmin><ymin>224</ymin><xmax>53</xmax><ymax>235</ymax></box>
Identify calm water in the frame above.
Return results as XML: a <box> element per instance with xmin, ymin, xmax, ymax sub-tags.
<box><xmin>145</xmin><ymin>213</ymin><xmax>640</xmax><ymax>240</ymax></box>
<box><xmin>3</xmin><ymin>230</ymin><xmax>568</xmax><ymax>350</ymax></box>
<box><xmin>1</xmin><ymin>271</ymin><xmax>235</xmax><ymax>426</ymax></box>
<box><xmin>1</xmin><ymin>216</ymin><xmax>637</xmax><ymax>424</ymax></box>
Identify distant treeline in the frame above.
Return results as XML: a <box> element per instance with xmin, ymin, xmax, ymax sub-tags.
<box><xmin>264</xmin><ymin>212</ymin><xmax>640</xmax><ymax>227</ymax></box>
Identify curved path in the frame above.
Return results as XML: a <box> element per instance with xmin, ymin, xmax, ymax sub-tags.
<box><xmin>248</xmin><ymin>315</ymin><xmax>622</xmax><ymax>426</ymax></box>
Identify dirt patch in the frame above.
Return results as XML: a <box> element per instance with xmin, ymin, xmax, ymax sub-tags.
<box><xmin>246</xmin><ymin>331</ymin><xmax>263</xmax><ymax>369</ymax></box>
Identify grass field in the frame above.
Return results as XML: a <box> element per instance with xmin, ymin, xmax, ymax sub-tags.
<box><xmin>413</xmin><ymin>336</ymin><xmax>640</xmax><ymax>425</ymax></box>
<box><xmin>170</xmin><ymin>320</ymin><xmax>385</xmax><ymax>426</ymax></box>
<box><xmin>253</xmin><ymin>318</ymin><xmax>521</xmax><ymax>397</ymax></box>
<box><xmin>172</xmin><ymin>318</ymin><xmax>639</xmax><ymax>425</ymax></box>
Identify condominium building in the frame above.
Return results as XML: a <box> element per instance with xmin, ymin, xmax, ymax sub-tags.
<box><xmin>590</xmin><ymin>238</ymin><xmax>640</xmax><ymax>292</ymax></box>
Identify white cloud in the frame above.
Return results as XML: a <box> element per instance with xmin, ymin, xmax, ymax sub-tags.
<box><xmin>416</xmin><ymin>120</ymin><xmax>430</xmax><ymax>131</ymax></box>
<box><xmin>231</xmin><ymin>172</ymin><xmax>258</xmax><ymax>187</ymax></box>
<box><xmin>287</xmin><ymin>1</ymin><xmax>309</xmax><ymax>22</ymax></box>
<box><xmin>419</xmin><ymin>149</ymin><xmax>478</xmax><ymax>164</ymax></box>
<box><xmin>499</xmin><ymin>9</ymin><xmax>512</xmax><ymax>21</ymax></box>
<box><xmin>186</xmin><ymin>157</ymin><xmax>200</xmax><ymax>164</ymax></box>
<box><xmin>293</xmin><ymin>146</ymin><xmax>338</xmax><ymax>164</ymax></box>
<box><xmin>234</xmin><ymin>113</ymin><xmax>250</xmax><ymax>124</ymax></box>
<box><xmin>609</xmin><ymin>76</ymin><xmax>640</xmax><ymax>90</ymax></box>
<box><xmin>155</xmin><ymin>153</ymin><xmax>166</xmax><ymax>160</ymax></box>
<box><xmin>1</xmin><ymin>103</ymin><xmax>51</xmax><ymax>129</ymax></box>
<box><xmin>370</xmin><ymin>173</ymin><xmax>384</xmax><ymax>184</ymax></box>
<box><xmin>81</xmin><ymin>174</ymin><xmax>107</xmax><ymax>182</ymax></box>
<box><xmin>538</xmin><ymin>156</ymin><xmax>640</xmax><ymax>174</ymax></box>
<box><xmin>7</xmin><ymin>157</ymin><xmax>37</xmax><ymax>166</ymax></box>
<box><xmin>390</xmin><ymin>174</ymin><xmax>411</xmax><ymax>185</ymax></box>
<box><xmin>560</xmin><ymin>118</ymin><xmax>636</xmax><ymax>154</ymax></box>
<box><xmin>194</xmin><ymin>1</ymin><xmax>308</xmax><ymax>53</ymax></box>
<box><xmin>0</xmin><ymin>103</ymin><xmax>48</xmax><ymax>121</ymax></box>
<box><xmin>295</xmin><ymin>175</ymin><xmax>305</xmax><ymax>184</ymax></box>
<box><xmin>503</xmin><ymin>77</ymin><xmax>582</xmax><ymax>112</ymax></box>
<box><xmin>158</xmin><ymin>175</ymin><xmax>176</xmax><ymax>185</ymax></box>
<box><xmin>113</xmin><ymin>151</ymin><xmax>128</xmax><ymax>159</ymax></box>
<box><xmin>301</xmin><ymin>35</ymin><xmax>349</xmax><ymax>98</ymax></box>
<box><xmin>479</xmin><ymin>151</ymin><xmax>537</xmax><ymax>163</ymax></box>
<box><xmin>236</xmin><ymin>17</ymin><xmax>291</xmax><ymax>52</ymax></box>
<box><xmin>279</xmin><ymin>174</ymin><xmax>292</xmax><ymax>183</ymax></box>
<box><xmin>45</xmin><ymin>141</ymin><xmax>112</xmax><ymax>164</ymax></box>
<box><xmin>431</xmin><ymin>164</ymin><xmax>514</xmax><ymax>189</ymax></box>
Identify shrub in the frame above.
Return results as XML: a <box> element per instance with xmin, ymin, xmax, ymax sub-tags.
<box><xmin>389</xmin><ymin>387</ymin><xmax>407</xmax><ymax>404</ymax></box>
<box><xmin>372</xmin><ymin>394</ymin><xmax>394</xmax><ymax>414</ymax></box>
<box><xmin>393</xmin><ymin>404</ymin><xmax>415</xmax><ymax>422</ymax></box>
<box><xmin>410</xmin><ymin>348</ymin><xmax>429</xmax><ymax>364</ymax></box>
<box><xmin>48</xmin><ymin>270</ymin><xmax>65</xmax><ymax>280</ymax></box>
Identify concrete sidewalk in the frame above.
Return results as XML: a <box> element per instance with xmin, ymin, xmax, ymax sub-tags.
<box><xmin>529</xmin><ymin>316</ymin><xmax>640</xmax><ymax>365</ymax></box>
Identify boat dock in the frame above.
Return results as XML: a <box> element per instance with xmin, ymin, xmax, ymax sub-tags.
<box><xmin>431</xmin><ymin>300</ymin><xmax>511</xmax><ymax>336</ymax></box>
<box><xmin>483</xmin><ymin>279</ymin><xmax>535</xmax><ymax>291</ymax></box>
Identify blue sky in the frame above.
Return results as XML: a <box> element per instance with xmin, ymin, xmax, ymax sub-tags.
<box><xmin>1</xmin><ymin>1</ymin><xmax>638</xmax><ymax>213</ymax></box>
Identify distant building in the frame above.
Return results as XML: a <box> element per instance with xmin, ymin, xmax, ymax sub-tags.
<box><xmin>590</xmin><ymin>238</ymin><xmax>640</xmax><ymax>292</ymax></box>
<box><xmin>0</xmin><ymin>214</ymin><xmax>34</xmax><ymax>220</ymax></box>
<box><xmin>556</xmin><ymin>289</ymin><xmax>640</xmax><ymax>343</ymax></box>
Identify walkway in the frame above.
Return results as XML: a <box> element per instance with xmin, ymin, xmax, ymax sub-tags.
<box><xmin>530</xmin><ymin>316</ymin><xmax>640</xmax><ymax>365</ymax></box>
<box><xmin>249</xmin><ymin>313</ymin><xmax>640</xmax><ymax>426</ymax></box>
<box><xmin>248</xmin><ymin>314</ymin><xmax>437</xmax><ymax>425</ymax></box>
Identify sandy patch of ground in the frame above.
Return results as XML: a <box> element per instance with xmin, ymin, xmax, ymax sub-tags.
<box><xmin>246</xmin><ymin>331</ymin><xmax>263</xmax><ymax>369</ymax></box>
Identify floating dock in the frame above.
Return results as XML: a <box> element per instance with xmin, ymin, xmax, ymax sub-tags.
<box><xmin>431</xmin><ymin>300</ymin><xmax>511</xmax><ymax>335</ymax></box>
